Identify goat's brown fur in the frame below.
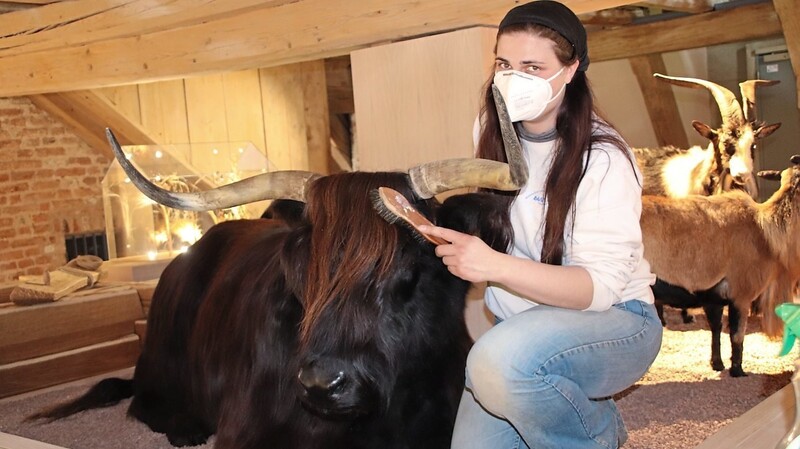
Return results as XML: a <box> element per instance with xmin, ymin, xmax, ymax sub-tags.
<box><xmin>635</xmin><ymin>145</ymin><xmax>716</xmax><ymax>198</ymax></box>
<box><xmin>642</xmin><ymin>160</ymin><xmax>800</xmax><ymax>345</ymax></box>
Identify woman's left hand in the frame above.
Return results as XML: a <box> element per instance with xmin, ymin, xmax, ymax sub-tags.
<box><xmin>417</xmin><ymin>225</ymin><xmax>501</xmax><ymax>283</ymax></box>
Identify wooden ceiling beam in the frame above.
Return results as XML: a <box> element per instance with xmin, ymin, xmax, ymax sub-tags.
<box><xmin>325</xmin><ymin>56</ymin><xmax>354</xmax><ymax>115</ymax></box>
<box><xmin>0</xmin><ymin>2</ymin><xmax>38</xmax><ymax>14</ymax></box>
<box><xmin>0</xmin><ymin>0</ymin><xmax>285</xmax><ymax>52</ymax></box>
<box><xmin>28</xmin><ymin>90</ymin><xmax>157</xmax><ymax>160</ymax></box>
<box><xmin>772</xmin><ymin>0</ymin><xmax>800</xmax><ymax>109</ymax></box>
<box><xmin>0</xmin><ymin>0</ymin><xmax>636</xmax><ymax>97</ymax></box>
<box><xmin>589</xmin><ymin>2</ymin><xmax>782</xmax><ymax>63</ymax></box>
<box><xmin>629</xmin><ymin>54</ymin><xmax>689</xmax><ymax>148</ymax></box>
<box><xmin>579</xmin><ymin>8</ymin><xmax>638</xmax><ymax>27</ymax></box>
<box><xmin>2</xmin><ymin>0</ymin><xmax>61</xmax><ymax>4</ymax></box>
<box><xmin>636</xmin><ymin>0</ymin><xmax>713</xmax><ymax>14</ymax></box>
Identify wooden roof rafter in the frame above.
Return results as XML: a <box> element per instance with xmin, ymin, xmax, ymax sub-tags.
<box><xmin>772</xmin><ymin>0</ymin><xmax>800</xmax><ymax>109</ymax></box>
<box><xmin>637</xmin><ymin>0</ymin><xmax>713</xmax><ymax>14</ymax></box>
<box><xmin>0</xmin><ymin>0</ymin><xmax>638</xmax><ymax>97</ymax></box>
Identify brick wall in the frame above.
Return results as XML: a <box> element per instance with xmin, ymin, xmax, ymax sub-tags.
<box><xmin>0</xmin><ymin>97</ymin><xmax>110</xmax><ymax>282</ymax></box>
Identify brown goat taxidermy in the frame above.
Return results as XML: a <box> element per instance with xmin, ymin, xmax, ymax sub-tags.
<box><xmin>641</xmin><ymin>156</ymin><xmax>800</xmax><ymax>376</ymax></box>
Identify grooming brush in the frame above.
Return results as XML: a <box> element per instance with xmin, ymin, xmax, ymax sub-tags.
<box><xmin>371</xmin><ymin>187</ymin><xmax>448</xmax><ymax>245</ymax></box>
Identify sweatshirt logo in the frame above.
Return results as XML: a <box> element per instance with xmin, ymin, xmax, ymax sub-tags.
<box><xmin>527</xmin><ymin>191</ymin><xmax>546</xmax><ymax>205</ymax></box>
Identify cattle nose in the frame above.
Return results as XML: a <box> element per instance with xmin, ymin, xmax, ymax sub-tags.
<box><xmin>298</xmin><ymin>366</ymin><xmax>347</xmax><ymax>398</ymax></box>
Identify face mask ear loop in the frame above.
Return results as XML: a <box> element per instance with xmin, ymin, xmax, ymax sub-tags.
<box><xmin>542</xmin><ymin>70</ymin><xmax>567</xmax><ymax>108</ymax></box>
<box><xmin>545</xmin><ymin>67</ymin><xmax>565</xmax><ymax>82</ymax></box>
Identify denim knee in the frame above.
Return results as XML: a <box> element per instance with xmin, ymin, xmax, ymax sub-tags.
<box><xmin>466</xmin><ymin>335</ymin><xmax>509</xmax><ymax>417</ymax></box>
<box><xmin>465</xmin><ymin>327</ymin><xmax>542</xmax><ymax>418</ymax></box>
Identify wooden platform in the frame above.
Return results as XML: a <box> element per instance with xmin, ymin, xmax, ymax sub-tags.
<box><xmin>0</xmin><ymin>432</ymin><xmax>66</xmax><ymax>449</ymax></box>
<box><xmin>0</xmin><ymin>286</ymin><xmax>145</xmax><ymax>398</ymax></box>
<box><xmin>694</xmin><ymin>382</ymin><xmax>794</xmax><ymax>448</ymax></box>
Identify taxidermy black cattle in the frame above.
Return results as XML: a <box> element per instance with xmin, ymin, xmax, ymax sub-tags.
<box><xmin>31</xmin><ymin>89</ymin><xmax>527</xmax><ymax>448</ymax></box>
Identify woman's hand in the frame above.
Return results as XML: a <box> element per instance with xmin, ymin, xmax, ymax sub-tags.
<box><xmin>418</xmin><ymin>225</ymin><xmax>501</xmax><ymax>283</ymax></box>
<box><xmin>420</xmin><ymin>225</ymin><xmax>594</xmax><ymax>309</ymax></box>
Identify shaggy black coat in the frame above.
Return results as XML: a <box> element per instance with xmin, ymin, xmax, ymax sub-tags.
<box><xmin>32</xmin><ymin>174</ymin><xmax>509</xmax><ymax>449</ymax></box>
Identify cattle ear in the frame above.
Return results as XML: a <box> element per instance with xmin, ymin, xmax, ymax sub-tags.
<box><xmin>262</xmin><ymin>199</ymin><xmax>306</xmax><ymax>228</ymax></box>
<box><xmin>280</xmin><ymin>230</ymin><xmax>310</xmax><ymax>305</ymax></box>
<box><xmin>438</xmin><ymin>193</ymin><xmax>511</xmax><ymax>253</ymax></box>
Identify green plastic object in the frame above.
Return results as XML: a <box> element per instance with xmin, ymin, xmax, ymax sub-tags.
<box><xmin>776</xmin><ymin>303</ymin><xmax>800</xmax><ymax>357</ymax></box>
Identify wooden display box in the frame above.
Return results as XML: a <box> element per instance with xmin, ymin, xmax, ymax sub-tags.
<box><xmin>101</xmin><ymin>253</ymin><xmax>175</xmax><ymax>283</ymax></box>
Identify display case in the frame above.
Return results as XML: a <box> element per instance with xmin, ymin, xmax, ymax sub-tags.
<box><xmin>102</xmin><ymin>141</ymin><xmax>272</xmax><ymax>263</ymax></box>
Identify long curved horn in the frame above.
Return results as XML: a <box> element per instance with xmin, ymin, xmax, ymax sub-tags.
<box><xmin>654</xmin><ymin>73</ymin><xmax>744</xmax><ymax>127</ymax></box>
<box><xmin>408</xmin><ymin>84</ymin><xmax>528</xmax><ymax>198</ymax></box>
<box><xmin>739</xmin><ymin>79</ymin><xmax>779</xmax><ymax>122</ymax></box>
<box><xmin>106</xmin><ymin>128</ymin><xmax>321</xmax><ymax>211</ymax></box>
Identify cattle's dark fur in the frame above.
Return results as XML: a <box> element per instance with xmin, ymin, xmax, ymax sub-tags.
<box><xmin>261</xmin><ymin>199</ymin><xmax>306</xmax><ymax>227</ymax></box>
<box><xmin>32</xmin><ymin>173</ymin><xmax>509</xmax><ymax>449</ymax></box>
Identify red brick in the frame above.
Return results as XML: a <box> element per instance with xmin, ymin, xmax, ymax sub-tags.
<box><xmin>55</xmin><ymin>167</ymin><xmax>86</xmax><ymax>177</ymax></box>
<box><xmin>35</xmin><ymin>147</ymin><xmax>66</xmax><ymax>157</ymax></box>
<box><xmin>0</xmin><ymin>108</ymin><xmax>22</xmax><ymax>117</ymax></box>
<box><xmin>0</xmin><ymin>262</ymin><xmax>18</xmax><ymax>271</ymax></box>
<box><xmin>68</xmin><ymin>157</ymin><xmax>92</xmax><ymax>165</ymax></box>
<box><xmin>0</xmin><ymin>97</ymin><xmax>106</xmax><ymax>282</ymax></box>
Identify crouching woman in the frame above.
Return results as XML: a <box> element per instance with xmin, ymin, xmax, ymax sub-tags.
<box><xmin>419</xmin><ymin>2</ymin><xmax>662</xmax><ymax>448</ymax></box>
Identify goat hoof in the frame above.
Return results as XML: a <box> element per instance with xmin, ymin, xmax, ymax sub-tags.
<box><xmin>711</xmin><ymin>361</ymin><xmax>725</xmax><ymax>371</ymax></box>
<box><xmin>730</xmin><ymin>366</ymin><xmax>747</xmax><ymax>378</ymax></box>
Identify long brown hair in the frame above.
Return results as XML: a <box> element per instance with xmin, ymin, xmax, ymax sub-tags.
<box><xmin>299</xmin><ymin>172</ymin><xmax>408</xmax><ymax>341</ymax></box>
<box><xmin>477</xmin><ymin>23</ymin><xmax>634</xmax><ymax>265</ymax></box>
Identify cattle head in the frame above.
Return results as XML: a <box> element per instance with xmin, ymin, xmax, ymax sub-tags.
<box><xmin>283</xmin><ymin>172</ymin><xmax>461</xmax><ymax>417</ymax></box>
<box><xmin>654</xmin><ymin>74</ymin><xmax>781</xmax><ymax>197</ymax></box>
<box><xmin>106</xmin><ymin>86</ymin><xmax>526</xmax><ymax>420</ymax></box>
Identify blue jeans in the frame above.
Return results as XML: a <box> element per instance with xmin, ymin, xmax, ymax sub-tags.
<box><xmin>451</xmin><ymin>300</ymin><xmax>662</xmax><ymax>449</ymax></box>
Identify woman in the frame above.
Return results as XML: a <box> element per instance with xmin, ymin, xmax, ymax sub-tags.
<box><xmin>418</xmin><ymin>2</ymin><xmax>662</xmax><ymax>448</ymax></box>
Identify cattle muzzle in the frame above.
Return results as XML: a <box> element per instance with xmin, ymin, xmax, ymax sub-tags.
<box><xmin>297</xmin><ymin>359</ymin><xmax>376</xmax><ymax>419</ymax></box>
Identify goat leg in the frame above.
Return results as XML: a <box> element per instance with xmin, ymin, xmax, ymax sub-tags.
<box><xmin>702</xmin><ymin>303</ymin><xmax>726</xmax><ymax>372</ymax></box>
<box><xmin>727</xmin><ymin>305</ymin><xmax>747</xmax><ymax>377</ymax></box>
<box><xmin>655</xmin><ymin>302</ymin><xmax>666</xmax><ymax>326</ymax></box>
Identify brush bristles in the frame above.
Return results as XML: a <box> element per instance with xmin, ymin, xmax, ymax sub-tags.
<box><xmin>369</xmin><ymin>188</ymin><xmax>434</xmax><ymax>245</ymax></box>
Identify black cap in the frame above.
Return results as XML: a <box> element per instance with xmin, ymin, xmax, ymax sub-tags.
<box><xmin>499</xmin><ymin>1</ymin><xmax>589</xmax><ymax>71</ymax></box>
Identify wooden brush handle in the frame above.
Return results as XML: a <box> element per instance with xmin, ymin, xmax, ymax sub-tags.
<box><xmin>377</xmin><ymin>187</ymin><xmax>448</xmax><ymax>245</ymax></box>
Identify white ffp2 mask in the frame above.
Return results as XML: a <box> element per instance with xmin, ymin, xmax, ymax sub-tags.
<box><xmin>493</xmin><ymin>68</ymin><xmax>565</xmax><ymax>122</ymax></box>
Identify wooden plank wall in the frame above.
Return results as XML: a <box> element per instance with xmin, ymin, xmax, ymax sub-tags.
<box><xmin>96</xmin><ymin>62</ymin><xmax>330</xmax><ymax>176</ymax></box>
<box><xmin>352</xmin><ymin>26</ymin><xmax>496</xmax><ymax>171</ymax></box>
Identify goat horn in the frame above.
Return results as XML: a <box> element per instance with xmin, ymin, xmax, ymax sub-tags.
<box><xmin>407</xmin><ymin>84</ymin><xmax>527</xmax><ymax>198</ymax></box>
<box><xmin>739</xmin><ymin>79</ymin><xmax>780</xmax><ymax>123</ymax></box>
<box><xmin>654</xmin><ymin>73</ymin><xmax>744</xmax><ymax>127</ymax></box>
<box><xmin>757</xmin><ymin>169</ymin><xmax>781</xmax><ymax>181</ymax></box>
<box><xmin>106</xmin><ymin>128</ymin><xmax>321</xmax><ymax>211</ymax></box>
